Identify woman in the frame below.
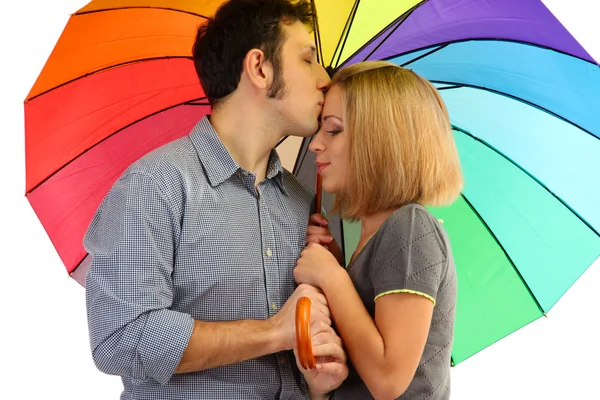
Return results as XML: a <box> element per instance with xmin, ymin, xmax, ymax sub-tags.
<box><xmin>294</xmin><ymin>61</ymin><xmax>463</xmax><ymax>400</ymax></box>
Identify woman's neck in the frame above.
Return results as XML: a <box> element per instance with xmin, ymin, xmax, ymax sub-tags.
<box><xmin>359</xmin><ymin>208</ymin><xmax>398</xmax><ymax>239</ymax></box>
<box><xmin>349</xmin><ymin>208</ymin><xmax>400</xmax><ymax>265</ymax></box>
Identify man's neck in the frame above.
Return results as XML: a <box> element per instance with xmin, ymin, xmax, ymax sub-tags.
<box><xmin>209</xmin><ymin>101</ymin><xmax>282</xmax><ymax>185</ymax></box>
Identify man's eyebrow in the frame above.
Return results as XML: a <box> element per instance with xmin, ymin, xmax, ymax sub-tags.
<box><xmin>303</xmin><ymin>45</ymin><xmax>317</xmax><ymax>55</ymax></box>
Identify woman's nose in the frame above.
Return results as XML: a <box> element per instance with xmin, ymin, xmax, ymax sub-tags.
<box><xmin>308</xmin><ymin>134</ymin><xmax>323</xmax><ymax>153</ymax></box>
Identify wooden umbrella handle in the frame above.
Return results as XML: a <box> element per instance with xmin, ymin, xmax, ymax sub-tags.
<box><xmin>295</xmin><ymin>296</ymin><xmax>316</xmax><ymax>370</ymax></box>
<box><xmin>314</xmin><ymin>173</ymin><xmax>323</xmax><ymax>215</ymax></box>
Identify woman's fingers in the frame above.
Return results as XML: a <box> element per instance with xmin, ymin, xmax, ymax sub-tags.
<box><xmin>309</xmin><ymin>213</ymin><xmax>329</xmax><ymax>227</ymax></box>
<box><xmin>313</xmin><ymin>342</ymin><xmax>345</xmax><ymax>360</ymax></box>
<box><xmin>307</xmin><ymin>225</ymin><xmax>333</xmax><ymax>236</ymax></box>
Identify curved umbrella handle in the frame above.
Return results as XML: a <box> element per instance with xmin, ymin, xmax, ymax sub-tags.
<box><xmin>295</xmin><ymin>296</ymin><xmax>316</xmax><ymax>370</ymax></box>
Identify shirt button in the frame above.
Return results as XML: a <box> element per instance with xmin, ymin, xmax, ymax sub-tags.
<box><xmin>266</xmin><ymin>248</ymin><xmax>273</xmax><ymax>257</ymax></box>
<box><xmin>278</xmin><ymin>355</ymin><xmax>286</xmax><ymax>365</ymax></box>
<box><xmin>271</xmin><ymin>303</ymin><xmax>278</xmax><ymax>311</ymax></box>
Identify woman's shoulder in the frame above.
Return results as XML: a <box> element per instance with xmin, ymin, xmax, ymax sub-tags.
<box><xmin>385</xmin><ymin>202</ymin><xmax>442</xmax><ymax>233</ymax></box>
<box><xmin>379</xmin><ymin>202</ymin><xmax>449</xmax><ymax>257</ymax></box>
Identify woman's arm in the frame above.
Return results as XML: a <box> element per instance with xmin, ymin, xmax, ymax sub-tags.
<box><xmin>294</xmin><ymin>244</ymin><xmax>434</xmax><ymax>399</ymax></box>
<box><xmin>320</xmin><ymin>269</ymin><xmax>434</xmax><ymax>399</ymax></box>
<box><xmin>295</xmin><ymin>206</ymin><xmax>447</xmax><ymax>399</ymax></box>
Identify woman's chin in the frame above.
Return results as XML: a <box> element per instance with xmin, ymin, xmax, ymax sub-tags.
<box><xmin>321</xmin><ymin>180</ymin><xmax>340</xmax><ymax>195</ymax></box>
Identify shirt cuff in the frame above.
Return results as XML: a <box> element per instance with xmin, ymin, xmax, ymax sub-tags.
<box><xmin>137</xmin><ymin>309</ymin><xmax>195</xmax><ymax>385</ymax></box>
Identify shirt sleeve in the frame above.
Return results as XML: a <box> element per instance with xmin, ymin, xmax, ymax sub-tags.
<box><xmin>84</xmin><ymin>171</ymin><xmax>194</xmax><ymax>385</ymax></box>
<box><xmin>370</xmin><ymin>204</ymin><xmax>448</xmax><ymax>305</ymax></box>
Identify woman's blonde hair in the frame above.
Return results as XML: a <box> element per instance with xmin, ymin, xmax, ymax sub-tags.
<box><xmin>331</xmin><ymin>61</ymin><xmax>463</xmax><ymax>220</ymax></box>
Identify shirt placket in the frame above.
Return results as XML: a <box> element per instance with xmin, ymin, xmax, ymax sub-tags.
<box><xmin>256</xmin><ymin>183</ymin><xmax>280</xmax><ymax>316</ymax></box>
<box><xmin>257</xmin><ymin>182</ymin><xmax>299</xmax><ymax>400</ymax></box>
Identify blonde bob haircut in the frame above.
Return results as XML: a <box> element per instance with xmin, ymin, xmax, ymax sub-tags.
<box><xmin>331</xmin><ymin>61</ymin><xmax>463</xmax><ymax>220</ymax></box>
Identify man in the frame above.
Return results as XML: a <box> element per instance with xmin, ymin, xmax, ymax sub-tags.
<box><xmin>84</xmin><ymin>0</ymin><xmax>348</xmax><ymax>398</ymax></box>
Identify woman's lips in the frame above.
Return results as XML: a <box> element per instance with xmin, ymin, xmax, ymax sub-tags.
<box><xmin>316</xmin><ymin>162</ymin><xmax>330</xmax><ymax>173</ymax></box>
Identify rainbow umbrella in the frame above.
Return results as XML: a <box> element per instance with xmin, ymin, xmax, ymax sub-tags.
<box><xmin>25</xmin><ymin>0</ymin><xmax>600</xmax><ymax>365</ymax></box>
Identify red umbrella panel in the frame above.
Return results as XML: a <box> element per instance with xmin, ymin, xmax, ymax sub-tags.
<box><xmin>26</xmin><ymin>4</ymin><xmax>214</xmax><ymax>280</ymax></box>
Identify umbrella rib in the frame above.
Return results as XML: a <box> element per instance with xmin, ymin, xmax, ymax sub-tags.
<box><xmin>75</xmin><ymin>6</ymin><xmax>210</xmax><ymax>20</ymax></box>
<box><xmin>310</xmin><ymin>1</ymin><xmax>325</xmax><ymax>65</ymax></box>
<box><xmin>434</xmin><ymin>84</ymin><xmax>462</xmax><ymax>90</ymax></box>
<box><xmin>26</xmin><ymin>97</ymin><xmax>208</xmax><ymax>195</ymax></box>
<box><xmin>187</xmin><ymin>100</ymin><xmax>211</xmax><ymax>106</ymax></box>
<box><xmin>381</xmin><ymin>38</ymin><xmax>599</xmax><ymax>67</ymax></box>
<box><xmin>360</xmin><ymin>0</ymin><xmax>429</xmax><ymax>64</ymax></box>
<box><xmin>400</xmin><ymin>44</ymin><xmax>448</xmax><ymax>68</ymax></box>
<box><xmin>26</xmin><ymin>56</ymin><xmax>194</xmax><ymax>102</ymax></box>
<box><xmin>332</xmin><ymin>0</ymin><xmax>361</xmax><ymax>68</ymax></box>
<box><xmin>452</xmin><ymin>125</ymin><xmax>600</xmax><ymax>240</ymax></box>
<box><xmin>437</xmin><ymin>82</ymin><xmax>599</xmax><ymax>142</ymax></box>
<box><xmin>276</xmin><ymin>136</ymin><xmax>288</xmax><ymax>147</ymax></box>
<box><xmin>459</xmin><ymin>192</ymin><xmax>547</xmax><ymax>315</ymax></box>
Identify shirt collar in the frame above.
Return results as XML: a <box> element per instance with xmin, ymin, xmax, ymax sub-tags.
<box><xmin>189</xmin><ymin>116</ymin><xmax>288</xmax><ymax>194</ymax></box>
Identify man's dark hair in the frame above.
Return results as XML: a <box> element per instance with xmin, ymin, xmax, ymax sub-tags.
<box><xmin>192</xmin><ymin>0</ymin><xmax>316</xmax><ymax>106</ymax></box>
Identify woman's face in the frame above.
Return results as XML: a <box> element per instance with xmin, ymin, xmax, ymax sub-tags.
<box><xmin>309</xmin><ymin>84</ymin><xmax>349</xmax><ymax>195</ymax></box>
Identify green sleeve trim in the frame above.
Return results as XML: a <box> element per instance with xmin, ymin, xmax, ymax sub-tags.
<box><xmin>374</xmin><ymin>289</ymin><xmax>435</xmax><ymax>305</ymax></box>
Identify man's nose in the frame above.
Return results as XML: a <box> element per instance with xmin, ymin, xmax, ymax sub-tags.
<box><xmin>317</xmin><ymin>65</ymin><xmax>331</xmax><ymax>91</ymax></box>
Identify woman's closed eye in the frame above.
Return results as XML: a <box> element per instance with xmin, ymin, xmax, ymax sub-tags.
<box><xmin>321</xmin><ymin>115</ymin><xmax>344</xmax><ymax>135</ymax></box>
<box><xmin>324</xmin><ymin>123</ymin><xmax>343</xmax><ymax>135</ymax></box>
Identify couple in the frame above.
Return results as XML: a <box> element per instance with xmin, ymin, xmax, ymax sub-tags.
<box><xmin>84</xmin><ymin>0</ymin><xmax>463</xmax><ymax>399</ymax></box>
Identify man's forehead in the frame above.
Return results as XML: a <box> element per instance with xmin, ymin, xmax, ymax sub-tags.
<box><xmin>282</xmin><ymin>21</ymin><xmax>316</xmax><ymax>49</ymax></box>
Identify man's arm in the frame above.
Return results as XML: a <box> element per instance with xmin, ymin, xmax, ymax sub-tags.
<box><xmin>175</xmin><ymin>318</ymin><xmax>276</xmax><ymax>374</ymax></box>
<box><xmin>175</xmin><ymin>284</ymin><xmax>330</xmax><ymax>373</ymax></box>
<box><xmin>85</xmin><ymin>171</ymin><xmax>330</xmax><ymax>383</ymax></box>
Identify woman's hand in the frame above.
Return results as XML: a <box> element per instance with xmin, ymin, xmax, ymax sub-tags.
<box><xmin>293</xmin><ymin>324</ymin><xmax>348</xmax><ymax>399</ymax></box>
<box><xmin>307</xmin><ymin>214</ymin><xmax>345</xmax><ymax>265</ymax></box>
<box><xmin>295</xmin><ymin>242</ymin><xmax>342</xmax><ymax>289</ymax></box>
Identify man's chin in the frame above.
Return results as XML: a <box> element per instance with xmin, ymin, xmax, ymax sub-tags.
<box><xmin>287</xmin><ymin>124</ymin><xmax>319</xmax><ymax>138</ymax></box>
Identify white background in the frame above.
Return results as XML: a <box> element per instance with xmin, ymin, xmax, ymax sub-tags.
<box><xmin>1</xmin><ymin>1</ymin><xmax>598</xmax><ymax>398</ymax></box>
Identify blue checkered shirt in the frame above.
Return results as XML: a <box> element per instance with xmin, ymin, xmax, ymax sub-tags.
<box><xmin>84</xmin><ymin>116</ymin><xmax>314</xmax><ymax>399</ymax></box>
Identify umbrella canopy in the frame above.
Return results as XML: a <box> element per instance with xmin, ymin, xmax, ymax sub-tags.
<box><xmin>25</xmin><ymin>0</ymin><xmax>600</xmax><ymax>365</ymax></box>
<box><xmin>296</xmin><ymin>0</ymin><xmax>600</xmax><ymax>365</ymax></box>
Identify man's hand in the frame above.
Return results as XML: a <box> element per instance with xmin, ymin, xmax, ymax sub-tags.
<box><xmin>269</xmin><ymin>284</ymin><xmax>331</xmax><ymax>351</ymax></box>
<box><xmin>307</xmin><ymin>214</ymin><xmax>344</xmax><ymax>265</ymax></box>
<box><xmin>293</xmin><ymin>324</ymin><xmax>348</xmax><ymax>399</ymax></box>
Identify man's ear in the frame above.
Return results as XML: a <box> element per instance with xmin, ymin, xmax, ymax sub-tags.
<box><xmin>243</xmin><ymin>48</ymin><xmax>272</xmax><ymax>91</ymax></box>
